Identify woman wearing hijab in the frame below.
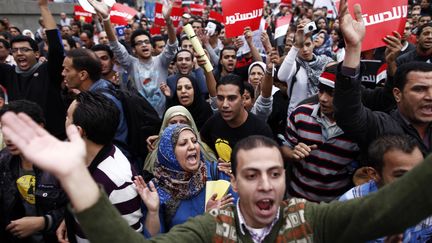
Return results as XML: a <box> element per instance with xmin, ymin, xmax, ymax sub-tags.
<box><xmin>162</xmin><ymin>75</ymin><xmax>213</xmax><ymax>130</ymax></box>
<box><xmin>313</xmin><ymin>30</ymin><xmax>333</xmax><ymax>57</ymax></box>
<box><xmin>143</xmin><ymin>106</ymin><xmax>216</xmax><ymax>175</ymax></box>
<box><xmin>136</xmin><ymin>124</ymin><xmax>234</xmax><ymax>237</ymax></box>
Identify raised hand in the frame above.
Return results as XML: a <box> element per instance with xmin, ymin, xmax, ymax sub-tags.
<box><xmin>260</xmin><ymin>31</ymin><xmax>272</xmax><ymax>54</ymax></box>
<box><xmin>294</xmin><ymin>22</ymin><xmax>306</xmax><ymax>49</ymax></box>
<box><xmin>1</xmin><ymin>112</ymin><xmax>86</xmax><ymax>179</ymax></box>
<box><xmin>88</xmin><ymin>0</ymin><xmax>111</xmax><ymax>18</ymax></box>
<box><xmin>134</xmin><ymin>176</ymin><xmax>160</xmax><ymax>213</ymax></box>
<box><xmin>206</xmin><ymin>193</ymin><xmax>234</xmax><ymax>212</ymax></box>
<box><xmin>338</xmin><ymin>0</ymin><xmax>365</xmax><ymax>47</ymax></box>
<box><xmin>162</xmin><ymin>0</ymin><xmax>173</xmax><ymax>21</ymax></box>
<box><xmin>38</xmin><ymin>0</ymin><xmax>48</xmax><ymax>7</ymax></box>
<box><xmin>160</xmin><ymin>82</ymin><xmax>172</xmax><ymax>97</ymax></box>
<box><xmin>244</xmin><ymin>27</ymin><xmax>253</xmax><ymax>45</ymax></box>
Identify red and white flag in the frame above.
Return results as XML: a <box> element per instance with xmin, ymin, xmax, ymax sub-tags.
<box><xmin>190</xmin><ymin>4</ymin><xmax>206</xmax><ymax>16</ymax></box>
<box><xmin>109</xmin><ymin>3</ymin><xmax>138</xmax><ymax>25</ymax></box>
<box><xmin>74</xmin><ymin>5</ymin><xmax>92</xmax><ymax>23</ymax></box>
<box><xmin>222</xmin><ymin>0</ymin><xmax>264</xmax><ymax>38</ymax></box>
<box><xmin>209</xmin><ymin>11</ymin><xmax>224</xmax><ymax>23</ymax></box>
<box><xmin>274</xmin><ymin>14</ymin><xmax>292</xmax><ymax>39</ymax></box>
<box><xmin>348</xmin><ymin>0</ymin><xmax>408</xmax><ymax>51</ymax></box>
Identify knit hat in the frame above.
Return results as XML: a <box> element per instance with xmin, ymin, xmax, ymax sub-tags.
<box><xmin>319</xmin><ymin>64</ymin><xmax>337</xmax><ymax>88</ymax></box>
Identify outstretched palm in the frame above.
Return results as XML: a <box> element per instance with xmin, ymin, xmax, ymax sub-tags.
<box><xmin>88</xmin><ymin>0</ymin><xmax>111</xmax><ymax>18</ymax></box>
<box><xmin>134</xmin><ymin>176</ymin><xmax>160</xmax><ymax>213</ymax></box>
<box><xmin>1</xmin><ymin>113</ymin><xmax>86</xmax><ymax>178</ymax></box>
<box><xmin>338</xmin><ymin>0</ymin><xmax>365</xmax><ymax>47</ymax></box>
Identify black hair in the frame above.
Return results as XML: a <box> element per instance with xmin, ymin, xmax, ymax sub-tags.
<box><xmin>66</xmin><ymin>48</ymin><xmax>102</xmax><ymax>82</ymax></box>
<box><xmin>417</xmin><ymin>22</ymin><xmax>432</xmax><ymax>36</ymax></box>
<box><xmin>174</xmin><ymin>49</ymin><xmax>194</xmax><ymax>62</ymax></box>
<box><xmin>243</xmin><ymin>82</ymin><xmax>255</xmax><ymax>99</ymax></box>
<box><xmin>231</xmin><ymin>135</ymin><xmax>280</xmax><ymax>176</ymax></box>
<box><xmin>179</xmin><ymin>35</ymin><xmax>191</xmax><ymax>47</ymax></box>
<box><xmin>91</xmin><ymin>44</ymin><xmax>114</xmax><ymax>59</ymax></box>
<box><xmin>130</xmin><ymin>29</ymin><xmax>151</xmax><ymax>47</ymax></box>
<box><xmin>73</xmin><ymin>91</ymin><xmax>119</xmax><ymax>145</ymax></box>
<box><xmin>10</xmin><ymin>35</ymin><xmax>38</xmax><ymax>52</ymax></box>
<box><xmin>368</xmin><ymin>134</ymin><xmax>419</xmax><ymax>174</ymax></box>
<box><xmin>0</xmin><ymin>38</ymin><xmax>10</xmax><ymax>49</ymax></box>
<box><xmin>9</xmin><ymin>26</ymin><xmax>21</xmax><ymax>34</ymax></box>
<box><xmin>218</xmin><ymin>46</ymin><xmax>237</xmax><ymax>72</ymax></box>
<box><xmin>190</xmin><ymin>19</ymin><xmax>204</xmax><ymax>28</ymax></box>
<box><xmin>0</xmin><ymin>100</ymin><xmax>45</xmax><ymax>125</ymax></box>
<box><xmin>151</xmin><ymin>35</ymin><xmax>165</xmax><ymax>48</ymax></box>
<box><xmin>394</xmin><ymin>61</ymin><xmax>432</xmax><ymax>91</ymax></box>
<box><xmin>217</xmin><ymin>74</ymin><xmax>245</xmax><ymax>95</ymax></box>
<box><xmin>62</xmin><ymin>36</ymin><xmax>77</xmax><ymax>50</ymax></box>
<box><xmin>81</xmin><ymin>29</ymin><xmax>94</xmax><ymax>39</ymax></box>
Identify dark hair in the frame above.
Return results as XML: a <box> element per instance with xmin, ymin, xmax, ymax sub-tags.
<box><xmin>190</xmin><ymin>19</ymin><xmax>204</xmax><ymax>28</ymax></box>
<box><xmin>417</xmin><ymin>22</ymin><xmax>432</xmax><ymax>36</ymax></box>
<box><xmin>0</xmin><ymin>38</ymin><xmax>10</xmax><ymax>49</ymax></box>
<box><xmin>81</xmin><ymin>29</ymin><xmax>93</xmax><ymax>39</ymax></box>
<box><xmin>243</xmin><ymin>82</ymin><xmax>255</xmax><ymax>99</ymax></box>
<box><xmin>368</xmin><ymin>134</ymin><xmax>419</xmax><ymax>174</ymax></box>
<box><xmin>130</xmin><ymin>29</ymin><xmax>151</xmax><ymax>47</ymax></box>
<box><xmin>218</xmin><ymin>46</ymin><xmax>237</xmax><ymax>71</ymax></box>
<box><xmin>10</xmin><ymin>35</ymin><xmax>38</xmax><ymax>52</ymax></box>
<box><xmin>0</xmin><ymin>32</ymin><xmax>10</xmax><ymax>40</ymax></box>
<box><xmin>394</xmin><ymin>62</ymin><xmax>432</xmax><ymax>90</ymax></box>
<box><xmin>66</xmin><ymin>48</ymin><xmax>102</xmax><ymax>81</ymax></box>
<box><xmin>73</xmin><ymin>91</ymin><xmax>119</xmax><ymax>145</ymax></box>
<box><xmin>179</xmin><ymin>35</ymin><xmax>191</xmax><ymax>47</ymax></box>
<box><xmin>217</xmin><ymin>74</ymin><xmax>245</xmax><ymax>95</ymax></box>
<box><xmin>62</xmin><ymin>36</ymin><xmax>77</xmax><ymax>50</ymax></box>
<box><xmin>91</xmin><ymin>44</ymin><xmax>114</xmax><ymax>59</ymax></box>
<box><xmin>0</xmin><ymin>100</ymin><xmax>45</xmax><ymax>125</ymax></box>
<box><xmin>0</xmin><ymin>20</ymin><xmax>6</xmax><ymax>28</ymax></box>
<box><xmin>9</xmin><ymin>26</ymin><xmax>21</xmax><ymax>34</ymax></box>
<box><xmin>174</xmin><ymin>49</ymin><xmax>194</xmax><ymax>62</ymax></box>
<box><xmin>151</xmin><ymin>35</ymin><xmax>165</xmax><ymax>48</ymax></box>
<box><xmin>231</xmin><ymin>135</ymin><xmax>280</xmax><ymax>176</ymax></box>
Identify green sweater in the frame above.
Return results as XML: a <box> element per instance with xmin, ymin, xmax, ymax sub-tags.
<box><xmin>76</xmin><ymin>155</ymin><xmax>432</xmax><ymax>243</ymax></box>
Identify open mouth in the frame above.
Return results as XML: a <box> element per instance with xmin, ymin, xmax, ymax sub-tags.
<box><xmin>256</xmin><ymin>199</ymin><xmax>274</xmax><ymax>211</ymax></box>
<box><xmin>420</xmin><ymin>105</ymin><xmax>432</xmax><ymax>115</ymax></box>
<box><xmin>186</xmin><ymin>152</ymin><xmax>197</xmax><ymax>164</ymax></box>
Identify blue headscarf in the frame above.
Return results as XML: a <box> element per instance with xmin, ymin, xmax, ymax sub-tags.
<box><xmin>151</xmin><ymin>124</ymin><xmax>207</xmax><ymax>223</ymax></box>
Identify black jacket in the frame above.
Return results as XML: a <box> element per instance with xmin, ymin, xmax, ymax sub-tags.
<box><xmin>0</xmin><ymin>29</ymin><xmax>66</xmax><ymax>139</ymax></box>
<box><xmin>0</xmin><ymin>149</ymin><xmax>68</xmax><ymax>243</ymax></box>
<box><xmin>334</xmin><ymin>67</ymin><xmax>432</xmax><ymax>156</ymax></box>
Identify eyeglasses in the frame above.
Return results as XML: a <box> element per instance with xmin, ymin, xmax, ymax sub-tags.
<box><xmin>135</xmin><ymin>40</ymin><xmax>151</xmax><ymax>46</ymax></box>
<box><xmin>11</xmin><ymin>47</ymin><xmax>34</xmax><ymax>53</ymax></box>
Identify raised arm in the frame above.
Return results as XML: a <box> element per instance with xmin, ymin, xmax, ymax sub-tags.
<box><xmin>39</xmin><ymin>0</ymin><xmax>64</xmax><ymax>86</ymax></box>
<box><xmin>244</xmin><ymin>27</ymin><xmax>263</xmax><ymax>62</ymax></box>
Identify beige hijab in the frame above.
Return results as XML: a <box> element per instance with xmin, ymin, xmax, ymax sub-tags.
<box><xmin>143</xmin><ymin>105</ymin><xmax>217</xmax><ymax>173</ymax></box>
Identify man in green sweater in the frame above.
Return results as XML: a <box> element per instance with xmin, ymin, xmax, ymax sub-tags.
<box><xmin>2</xmin><ymin>1</ymin><xmax>432</xmax><ymax>242</ymax></box>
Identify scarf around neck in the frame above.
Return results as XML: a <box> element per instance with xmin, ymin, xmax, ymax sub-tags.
<box><xmin>15</xmin><ymin>61</ymin><xmax>43</xmax><ymax>78</ymax></box>
<box><xmin>296</xmin><ymin>54</ymin><xmax>333</xmax><ymax>96</ymax></box>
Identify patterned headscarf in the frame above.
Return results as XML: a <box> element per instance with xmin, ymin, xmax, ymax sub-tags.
<box><xmin>151</xmin><ymin>124</ymin><xmax>207</xmax><ymax>224</ymax></box>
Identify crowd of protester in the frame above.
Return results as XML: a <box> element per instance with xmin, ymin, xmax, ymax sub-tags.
<box><xmin>1</xmin><ymin>0</ymin><xmax>432</xmax><ymax>242</ymax></box>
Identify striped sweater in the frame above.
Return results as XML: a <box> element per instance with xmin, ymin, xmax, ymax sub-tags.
<box><xmin>74</xmin><ymin>144</ymin><xmax>143</xmax><ymax>243</ymax></box>
<box><xmin>286</xmin><ymin>104</ymin><xmax>360</xmax><ymax>202</ymax></box>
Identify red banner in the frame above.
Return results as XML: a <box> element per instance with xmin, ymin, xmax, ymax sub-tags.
<box><xmin>209</xmin><ymin>11</ymin><xmax>224</xmax><ymax>23</ymax></box>
<box><xmin>74</xmin><ymin>5</ymin><xmax>93</xmax><ymax>23</ymax></box>
<box><xmin>348</xmin><ymin>0</ymin><xmax>408</xmax><ymax>51</ymax></box>
<box><xmin>109</xmin><ymin>3</ymin><xmax>138</xmax><ymax>25</ymax></box>
<box><xmin>222</xmin><ymin>0</ymin><xmax>264</xmax><ymax>38</ymax></box>
<box><xmin>150</xmin><ymin>26</ymin><xmax>162</xmax><ymax>35</ymax></box>
<box><xmin>154</xmin><ymin>3</ymin><xmax>182</xmax><ymax>27</ymax></box>
<box><xmin>190</xmin><ymin>4</ymin><xmax>206</xmax><ymax>16</ymax></box>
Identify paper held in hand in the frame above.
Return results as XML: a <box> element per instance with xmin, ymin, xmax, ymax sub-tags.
<box><xmin>205</xmin><ymin>180</ymin><xmax>231</xmax><ymax>210</ymax></box>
